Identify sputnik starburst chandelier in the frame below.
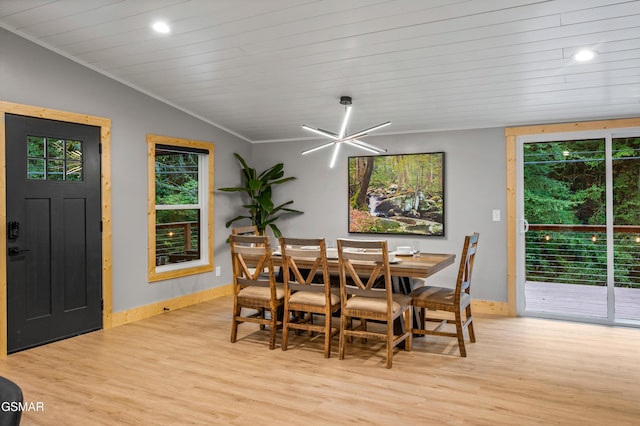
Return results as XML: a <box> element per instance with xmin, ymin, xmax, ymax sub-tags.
<box><xmin>301</xmin><ymin>96</ymin><xmax>390</xmax><ymax>168</ymax></box>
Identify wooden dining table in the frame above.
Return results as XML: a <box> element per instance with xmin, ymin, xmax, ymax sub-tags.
<box><xmin>270</xmin><ymin>249</ymin><xmax>456</xmax><ymax>339</ymax></box>
<box><xmin>272</xmin><ymin>251</ymin><xmax>456</xmax><ymax>294</ymax></box>
<box><xmin>272</xmin><ymin>250</ymin><xmax>456</xmax><ymax>335</ymax></box>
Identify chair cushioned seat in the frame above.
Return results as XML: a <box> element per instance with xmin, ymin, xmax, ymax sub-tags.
<box><xmin>289</xmin><ymin>290</ymin><xmax>339</xmax><ymax>306</ymax></box>
<box><xmin>410</xmin><ymin>285</ymin><xmax>471</xmax><ymax>307</ymax></box>
<box><xmin>345</xmin><ymin>293</ymin><xmax>411</xmax><ymax>313</ymax></box>
<box><xmin>238</xmin><ymin>285</ymin><xmax>284</xmax><ymax>300</ymax></box>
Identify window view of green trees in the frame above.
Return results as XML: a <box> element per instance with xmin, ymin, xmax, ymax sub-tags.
<box><xmin>27</xmin><ymin>135</ymin><xmax>83</xmax><ymax>181</ymax></box>
<box><xmin>524</xmin><ymin>137</ymin><xmax>640</xmax><ymax>288</ymax></box>
<box><xmin>156</xmin><ymin>150</ymin><xmax>198</xmax><ymax>207</ymax></box>
<box><xmin>155</xmin><ymin>149</ymin><xmax>201</xmax><ymax>263</ymax></box>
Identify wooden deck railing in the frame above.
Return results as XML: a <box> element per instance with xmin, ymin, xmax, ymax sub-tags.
<box><xmin>525</xmin><ymin>224</ymin><xmax>640</xmax><ymax>288</ymax></box>
<box><xmin>156</xmin><ymin>221</ymin><xmax>200</xmax><ymax>265</ymax></box>
<box><xmin>528</xmin><ymin>224</ymin><xmax>640</xmax><ymax>233</ymax></box>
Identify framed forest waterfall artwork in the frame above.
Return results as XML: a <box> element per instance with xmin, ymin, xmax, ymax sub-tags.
<box><xmin>348</xmin><ymin>152</ymin><xmax>445</xmax><ymax>236</ymax></box>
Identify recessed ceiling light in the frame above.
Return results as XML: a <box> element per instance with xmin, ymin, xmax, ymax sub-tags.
<box><xmin>152</xmin><ymin>21</ymin><xmax>171</xmax><ymax>34</ymax></box>
<box><xmin>574</xmin><ymin>49</ymin><xmax>596</xmax><ymax>62</ymax></box>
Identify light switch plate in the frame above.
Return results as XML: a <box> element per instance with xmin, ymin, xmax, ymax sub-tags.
<box><xmin>492</xmin><ymin>209</ymin><xmax>501</xmax><ymax>221</ymax></box>
<box><xmin>215</xmin><ymin>266</ymin><xmax>221</xmax><ymax>276</ymax></box>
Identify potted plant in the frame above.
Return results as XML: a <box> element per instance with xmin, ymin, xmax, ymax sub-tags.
<box><xmin>218</xmin><ymin>153</ymin><xmax>303</xmax><ymax>237</ymax></box>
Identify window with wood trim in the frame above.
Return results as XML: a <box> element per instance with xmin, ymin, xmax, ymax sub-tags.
<box><xmin>147</xmin><ymin>134</ymin><xmax>214</xmax><ymax>281</ymax></box>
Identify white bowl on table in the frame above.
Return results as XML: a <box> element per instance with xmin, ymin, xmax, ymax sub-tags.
<box><xmin>396</xmin><ymin>246</ymin><xmax>413</xmax><ymax>255</ymax></box>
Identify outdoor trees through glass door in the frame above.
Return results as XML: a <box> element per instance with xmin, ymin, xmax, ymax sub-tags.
<box><xmin>521</xmin><ymin>134</ymin><xmax>640</xmax><ymax>323</ymax></box>
<box><xmin>612</xmin><ymin>137</ymin><xmax>640</xmax><ymax>321</ymax></box>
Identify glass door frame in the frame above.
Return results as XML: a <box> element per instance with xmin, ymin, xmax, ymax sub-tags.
<box><xmin>515</xmin><ymin>127</ymin><xmax>640</xmax><ymax>326</ymax></box>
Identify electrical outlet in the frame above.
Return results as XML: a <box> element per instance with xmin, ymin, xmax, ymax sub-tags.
<box><xmin>492</xmin><ymin>209</ymin><xmax>501</xmax><ymax>221</ymax></box>
<box><xmin>215</xmin><ymin>266</ymin><xmax>221</xmax><ymax>276</ymax></box>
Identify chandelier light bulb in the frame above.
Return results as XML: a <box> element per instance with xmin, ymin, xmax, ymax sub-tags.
<box><xmin>301</xmin><ymin>96</ymin><xmax>390</xmax><ymax>167</ymax></box>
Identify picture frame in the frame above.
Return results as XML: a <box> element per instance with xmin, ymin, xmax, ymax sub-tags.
<box><xmin>348</xmin><ymin>152</ymin><xmax>445</xmax><ymax>236</ymax></box>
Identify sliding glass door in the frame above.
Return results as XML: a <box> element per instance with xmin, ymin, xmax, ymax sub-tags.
<box><xmin>612</xmin><ymin>136</ymin><xmax>640</xmax><ymax>322</ymax></box>
<box><xmin>518</xmin><ymin>131</ymin><xmax>640</xmax><ymax>324</ymax></box>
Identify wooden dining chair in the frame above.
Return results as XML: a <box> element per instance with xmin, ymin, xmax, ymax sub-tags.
<box><xmin>229</xmin><ymin>234</ymin><xmax>283</xmax><ymax>350</ymax></box>
<box><xmin>231</xmin><ymin>225</ymin><xmax>259</xmax><ymax>236</ymax></box>
<box><xmin>230</xmin><ymin>225</ymin><xmax>271</xmax><ymax>276</ymax></box>
<box><xmin>337</xmin><ymin>239</ymin><xmax>412</xmax><ymax>368</ymax></box>
<box><xmin>279</xmin><ymin>237</ymin><xmax>340</xmax><ymax>358</ymax></box>
<box><xmin>410</xmin><ymin>232</ymin><xmax>479</xmax><ymax>357</ymax></box>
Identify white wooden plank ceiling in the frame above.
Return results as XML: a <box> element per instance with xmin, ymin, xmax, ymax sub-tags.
<box><xmin>1</xmin><ymin>0</ymin><xmax>639</xmax><ymax>142</ymax></box>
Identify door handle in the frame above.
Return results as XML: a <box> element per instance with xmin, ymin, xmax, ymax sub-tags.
<box><xmin>7</xmin><ymin>247</ymin><xmax>30</xmax><ymax>256</ymax></box>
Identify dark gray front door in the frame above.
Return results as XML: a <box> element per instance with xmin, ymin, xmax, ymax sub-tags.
<box><xmin>6</xmin><ymin>114</ymin><xmax>102</xmax><ymax>353</ymax></box>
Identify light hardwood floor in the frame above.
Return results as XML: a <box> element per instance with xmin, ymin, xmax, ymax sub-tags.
<box><xmin>1</xmin><ymin>295</ymin><xmax>639</xmax><ymax>425</ymax></box>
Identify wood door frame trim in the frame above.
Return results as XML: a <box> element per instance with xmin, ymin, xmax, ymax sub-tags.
<box><xmin>505</xmin><ymin>117</ymin><xmax>640</xmax><ymax>316</ymax></box>
<box><xmin>0</xmin><ymin>101</ymin><xmax>113</xmax><ymax>358</ymax></box>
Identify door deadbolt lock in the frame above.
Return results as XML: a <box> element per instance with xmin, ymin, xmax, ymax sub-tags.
<box><xmin>7</xmin><ymin>221</ymin><xmax>19</xmax><ymax>240</ymax></box>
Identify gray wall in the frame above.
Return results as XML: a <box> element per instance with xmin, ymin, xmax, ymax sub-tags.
<box><xmin>252</xmin><ymin>129</ymin><xmax>507</xmax><ymax>302</ymax></box>
<box><xmin>1</xmin><ymin>28</ymin><xmax>249</xmax><ymax>312</ymax></box>
<box><xmin>1</xmin><ymin>28</ymin><xmax>508</xmax><ymax>309</ymax></box>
